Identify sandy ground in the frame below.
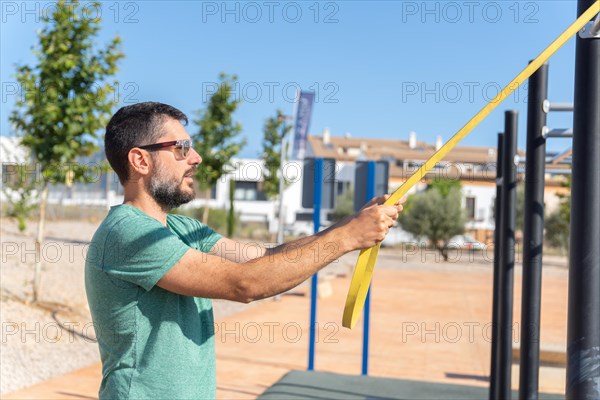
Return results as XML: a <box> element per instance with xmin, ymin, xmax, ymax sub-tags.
<box><xmin>0</xmin><ymin>217</ymin><xmax>266</xmax><ymax>394</ymax></box>
<box><xmin>0</xmin><ymin>216</ymin><xmax>353</xmax><ymax>395</ymax></box>
<box><xmin>0</xmin><ymin>217</ymin><xmax>569</xmax><ymax>396</ymax></box>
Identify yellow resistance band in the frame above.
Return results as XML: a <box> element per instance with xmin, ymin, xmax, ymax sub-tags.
<box><xmin>342</xmin><ymin>0</ymin><xmax>600</xmax><ymax>329</ymax></box>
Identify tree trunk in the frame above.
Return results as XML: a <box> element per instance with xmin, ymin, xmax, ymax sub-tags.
<box><xmin>33</xmin><ymin>183</ymin><xmax>48</xmax><ymax>303</ymax></box>
<box><xmin>227</xmin><ymin>180</ymin><xmax>235</xmax><ymax>237</ymax></box>
<box><xmin>436</xmin><ymin>243</ymin><xmax>449</xmax><ymax>262</ymax></box>
<box><xmin>202</xmin><ymin>189</ymin><xmax>210</xmax><ymax>225</ymax></box>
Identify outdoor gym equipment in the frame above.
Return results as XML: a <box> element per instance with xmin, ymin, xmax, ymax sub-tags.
<box><xmin>342</xmin><ymin>0</ymin><xmax>600</xmax><ymax>331</ymax></box>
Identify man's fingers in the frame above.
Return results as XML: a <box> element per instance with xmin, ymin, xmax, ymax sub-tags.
<box><xmin>381</xmin><ymin>205</ymin><xmax>400</xmax><ymax>218</ymax></box>
<box><xmin>371</xmin><ymin>194</ymin><xmax>390</xmax><ymax>206</ymax></box>
<box><xmin>392</xmin><ymin>196</ymin><xmax>407</xmax><ymax>207</ymax></box>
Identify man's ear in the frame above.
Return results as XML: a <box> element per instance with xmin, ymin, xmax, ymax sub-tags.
<box><xmin>128</xmin><ymin>148</ymin><xmax>152</xmax><ymax>178</ymax></box>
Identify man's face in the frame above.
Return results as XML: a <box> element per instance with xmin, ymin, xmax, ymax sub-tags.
<box><xmin>145</xmin><ymin>119</ymin><xmax>202</xmax><ymax>210</ymax></box>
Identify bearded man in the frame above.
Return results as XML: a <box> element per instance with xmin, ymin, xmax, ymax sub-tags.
<box><xmin>85</xmin><ymin>102</ymin><xmax>402</xmax><ymax>399</ymax></box>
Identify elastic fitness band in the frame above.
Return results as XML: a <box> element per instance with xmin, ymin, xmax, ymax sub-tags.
<box><xmin>342</xmin><ymin>0</ymin><xmax>600</xmax><ymax>329</ymax></box>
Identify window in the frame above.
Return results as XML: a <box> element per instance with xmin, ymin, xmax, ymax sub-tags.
<box><xmin>233</xmin><ymin>181</ymin><xmax>267</xmax><ymax>201</ymax></box>
<box><xmin>465</xmin><ymin>196</ymin><xmax>476</xmax><ymax>220</ymax></box>
<box><xmin>337</xmin><ymin>181</ymin><xmax>351</xmax><ymax>196</ymax></box>
<box><xmin>296</xmin><ymin>212</ymin><xmax>313</xmax><ymax>222</ymax></box>
<box><xmin>406</xmin><ymin>161</ymin><xmax>422</xmax><ymax>170</ymax></box>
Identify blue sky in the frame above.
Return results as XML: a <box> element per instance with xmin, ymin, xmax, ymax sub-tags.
<box><xmin>1</xmin><ymin>1</ymin><xmax>581</xmax><ymax>158</ymax></box>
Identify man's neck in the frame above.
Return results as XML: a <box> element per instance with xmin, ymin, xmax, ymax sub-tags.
<box><xmin>123</xmin><ymin>192</ymin><xmax>169</xmax><ymax>226</ymax></box>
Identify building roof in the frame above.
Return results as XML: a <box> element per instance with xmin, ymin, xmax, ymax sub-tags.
<box><xmin>306</xmin><ymin>132</ymin><xmax>571</xmax><ymax>182</ymax></box>
<box><xmin>547</xmin><ymin>148</ymin><xmax>572</xmax><ymax>165</ymax></box>
<box><xmin>307</xmin><ymin>134</ymin><xmax>499</xmax><ymax>164</ymax></box>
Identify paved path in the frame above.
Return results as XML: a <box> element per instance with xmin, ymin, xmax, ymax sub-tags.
<box><xmin>4</xmin><ymin>252</ymin><xmax>568</xmax><ymax>399</ymax></box>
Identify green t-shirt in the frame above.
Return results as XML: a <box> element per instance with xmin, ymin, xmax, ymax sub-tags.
<box><xmin>85</xmin><ymin>204</ymin><xmax>222</xmax><ymax>399</ymax></box>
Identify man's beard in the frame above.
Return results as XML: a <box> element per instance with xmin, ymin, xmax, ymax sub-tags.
<box><xmin>147</xmin><ymin>161</ymin><xmax>196</xmax><ymax>211</ymax></box>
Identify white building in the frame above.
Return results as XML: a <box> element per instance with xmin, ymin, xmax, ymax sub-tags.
<box><xmin>183</xmin><ymin>158</ymin><xmax>304</xmax><ymax>233</ymax></box>
<box><xmin>1</xmin><ymin>132</ymin><xmax>571</xmax><ymax>242</ymax></box>
<box><xmin>306</xmin><ymin>130</ymin><xmax>571</xmax><ymax>242</ymax></box>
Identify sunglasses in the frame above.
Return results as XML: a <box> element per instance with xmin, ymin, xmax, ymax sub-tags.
<box><xmin>138</xmin><ymin>139</ymin><xmax>193</xmax><ymax>158</ymax></box>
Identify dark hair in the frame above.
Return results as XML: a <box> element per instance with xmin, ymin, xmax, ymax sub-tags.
<box><xmin>105</xmin><ymin>102</ymin><xmax>188</xmax><ymax>184</ymax></box>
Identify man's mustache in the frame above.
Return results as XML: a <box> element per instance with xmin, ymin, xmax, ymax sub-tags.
<box><xmin>183</xmin><ymin>167</ymin><xmax>197</xmax><ymax>177</ymax></box>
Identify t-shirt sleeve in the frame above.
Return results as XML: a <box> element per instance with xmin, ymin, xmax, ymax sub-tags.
<box><xmin>191</xmin><ymin>220</ymin><xmax>222</xmax><ymax>253</ymax></box>
<box><xmin>101</xmin><ymin>215</ymin><xmax>190</xmax><ymax>291</ymax></box>
<box><xmin>166</xmin><ymin>214</ymin><xmax>222</xmax><ymax>254</ymax></box>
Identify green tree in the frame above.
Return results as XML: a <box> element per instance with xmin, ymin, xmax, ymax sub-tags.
<box><xmin>9</xmin><ymin>0</ymin><xmax>123</xmax><ymax>302</ymax></box>
<box><xmin>260</xmin><ymin>110</ymin><xmax>292</xmax><ymax>242</ymax></box>
<box><xmin>331</xmin><ymin>188</ymin><xmax>355</xmax><ymax>222</ymax></box>
<box><xmin>545</xmin><ymin>211</ymin><xmax>570</xmax><ymax>255</ymax></box>
<box><xmin>516</xmin><ymin>183</ymin><xmax>525</xmax><ymax>233</ymax></box>
<box><xmin>193</xmin><ymin>73</ymin><xmax>246</xmax><ymax>224</ymax></box>
<box><xmin>260</xmin><ymin>110</ymin><xmax>292</xmax><ymax>199</ymax></box>
<box><xmin>399</xmin><ymin>182</ymin><xmax>466</xmax><ymax>261</ymax></box>
<box><xmin>545</xmin><ymin>176</ymin><xmax>571</xmax><ymax>256</ymax></box>
<box><xmin>428</xmin><ymin>178</ymin><xmax>461</xmax><ymax>197</ymax></box>
<box><xmin>227</xmin><ymin>179</ymin><xmax>236</xmax><ymax>237</ymax></box>
<box><xmin>2</xmin><ymin>163</ymin><xmax>39</xmax><ymax>232</ymax></box>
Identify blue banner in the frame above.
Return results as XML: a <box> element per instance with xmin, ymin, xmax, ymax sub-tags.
<box><xmin>292</xmin><ymin>91</ymin><xmax>315</xmax><ymax>159</ymax></box>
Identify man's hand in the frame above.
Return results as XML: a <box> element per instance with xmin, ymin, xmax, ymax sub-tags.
<box><xmin>360</xmin><ymin>193</ymin><xmax>405</xmax><ymax>210</ymax></box>
<box><xmin>334</xmin><ymin>194</ymin><xmax>404</xmax><ymax>251</ymax></box>
<box><xmin>159</xmin><ymin>194</ymin><xmax>403</xmax><ymax>303</ymax></box>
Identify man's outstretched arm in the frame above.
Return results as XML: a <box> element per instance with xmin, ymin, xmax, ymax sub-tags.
<box><xmin>208</xmin><ymin>194</ymin><xmax>399</xmax><ymax>263</ymax></box>
<box><xmin>158</xmin><ymin>199</ymin><xmax>401</xmax><ymax>303</ymax></box>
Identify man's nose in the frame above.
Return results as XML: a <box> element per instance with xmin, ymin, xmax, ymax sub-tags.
<box><xmin>189</xmin><ymin>148</ymin><xmax>202</xmax><ymax>165</ymax></box>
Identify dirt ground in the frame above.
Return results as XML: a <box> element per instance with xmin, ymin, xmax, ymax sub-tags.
<box><xmin>0</xmin><ymin>217</ymin><xmax>570</xmax><ymax>397</ymax></box>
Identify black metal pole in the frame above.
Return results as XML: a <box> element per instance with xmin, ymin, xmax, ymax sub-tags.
<box><xmin>566</xmin><ymin>1</ymin><xmax>600</xmax><ymax>398</ymax></box>
<box><xmin>497</xmin><ymin>110</ymin><xmax>518</xmax><ymax>400</ymax></box>
<box><xmin>519</xmin><ymin>63</ymin><xmax>548</xmax><ymax>400</ymax></box>
<box><xmin>490</xmin><ymin>132</ymin><xmax>504</xmax><ymax>400</ymax></box>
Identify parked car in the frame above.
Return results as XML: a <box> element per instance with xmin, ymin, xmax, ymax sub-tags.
<box><xmin>447</xmin><ymin>235</ymin><xmax>486</xmax><ymax>250</ymax></box>
<box><xmin>381</xmin><ymin>226</ymin><xmax>428</xmax><ymax>248</ymax></box>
